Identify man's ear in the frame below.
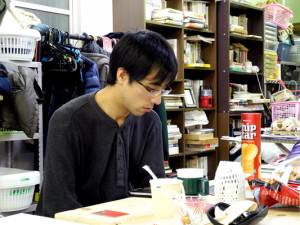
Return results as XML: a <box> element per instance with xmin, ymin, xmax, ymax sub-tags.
<box><xmin>116</xmin><ymin>67</ymin><xmax>129</xmax><ymax>84</ymax></box>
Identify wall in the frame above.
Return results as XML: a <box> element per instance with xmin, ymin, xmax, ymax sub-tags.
<box><xmin>248</xmin><ymin>0</ymin><xmax>283</xmax><ymax>6</ymax></box>
<box><xmin>284</xmin><ymin>0</ymin><xmax>300</xmax><ymax>24</ymax></box>
<box><xmin>78</xmin><ymin>0</ymin><xmax>113</xmax><ymax>36</ymax></box>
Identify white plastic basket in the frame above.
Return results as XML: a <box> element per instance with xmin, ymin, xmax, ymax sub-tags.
<box><xmin>0</xmin><ymin>29</ymin><xmax>41</xmax><ymax>61</ymax></box>
<box><xmin>214</xmin><ymin>161</ymin><xmax>246</xmax><ymax>205</ymax></box>
<box><xmin>0</xmin><ymin>167</ymin><xmax>40</xmax><ymax>212</ymax></box>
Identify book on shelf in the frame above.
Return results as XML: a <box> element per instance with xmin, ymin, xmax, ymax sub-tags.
<box><xmin>152</xmin><ymin>7</ymin><xmax>183</xmax><ymax>14</ymax></box>
<box><xmin>185</xmin><ymin>155</ymin><xmax>208</xmax><ymax>177</ymax></box>
<box><xmin>145</xmin><ymin>0</ymin><xmax>162</xmax><ymax>20</ymax></box>
<box><xmin>164</xmin><ymin>96</ymin><xmax>183</xmax><ymax>109</ymax></box>
<box><xmin>164</xmin><ymin>98</ymin><xmax>182</xmax><ymax>104</ymax></box>
<box><xmin>164</xmin><ymin>102</ymin><xmax>183</xmax><ymax>108</ymax></box>
<box><xmin>184</xmin><ymin>22</ymin><xmax>205</xmax><ymax>29</ymax></box>
<box><xmin>169</xmin><ymin>143</ymin><xmax>178</xmax><ymax>148</ymax></box>
<box><xmin>185</xmin><ymin>35</ymin><xmax>215</xmax><ymax>44</ymax></box>
<box><xmin>164</xmin><ymin>94</ymin><xmax>185</xmax><ymax>98</ymax></box>
<box><xmin>167</xmin><ymin>124</ymin><xmax>180</xmax><ymax>133</ymax></box>
<box><xmin>183</xmin><ymin>11</ymin><xmax>204</xmax><ymax>20</ymax></box>
<box><xmin>190</xmin><ymin>128</ymin><xmax>214</xmax><ymax>134</ymax></box>
<box><xmin>230</xmin><ymin>14</ymin><xmax>248</xmax><ymax>34</ymax></box>
<box><xmin>230</xmin><ymin>24</ymin><xmax>248</xmax><ymax>35</ymax></box>
<box><xmin>164</xmin><ymin>160</ymin><xmax>173</xmax><ymax>175</ymax></box>
<box><xmin>168</xmin><ymin>133</ymin><xmax>182</xmax><ymax>140</ymax></box>
<box><xmin>152</xmin><ymin>8</ymin><xmax>183</xmax><ymax>21</ymax></box>
<box><xmin>168</xmin><ymin>139</ymin><xmax>179</xmax><ymax>145</ymax></box>
<box><xmin>169</xmin><ymin>146</ymin><xmax>179</xmax><ymax>155</ymax></box>
<box><xmin>185</xmin><ymin>132</ymin><xmax>214</xmax><ymax>140</ymax></box>
<box><xmin>167</xmin><ymin>39</ymin><xmax>177</xmax><ymax>59</ymax></box>
<box><xmin>183</xmin><ymin>17</ymin><xmax>205</xmax><ymax>24</ymax></box>
<box><xmin>186</xmin><ymin>142</ymin><xmax>218</xmax><ymax>152</ymax></box>
<box><xmin>185</xmin><ymin>120</ymin><xmax>208</xmax><ymax>127</ymax></box>
<box><xmin>185</xmin><ymin>137</ymin><xmax>218</xmax><ymax>145</ymax></box>
<box><xmin>152</xmin><ymin>19</ymin><xmax>183</xmax><ymax>26</ymax></box>
<box><xmin>187</xmin><ymin>143</ymin><xmax>218</xmax><ymax>149</ymax></box>
<box><xmin>184</xmin><ymin>41</ymin><xmax>205</xmax><ymax>65</ymax></box>
<box><xmin>186</xmin><ymin>63</ymin><xmax>211</xmax><ymax>68</ymax></box>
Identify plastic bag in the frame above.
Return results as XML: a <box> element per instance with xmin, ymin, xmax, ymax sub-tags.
<box><xmin>248</xmin><ymin>178</ymin><xmax>299</xmax><ymax>207</ymax></box>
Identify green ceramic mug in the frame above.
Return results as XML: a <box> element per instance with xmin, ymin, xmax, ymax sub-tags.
<box><xmin>177</xmin><ymin>168</ymin><xmax>209</xmax><ymax>196</ymax></box>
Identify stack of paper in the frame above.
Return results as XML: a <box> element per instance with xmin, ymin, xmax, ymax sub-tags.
<box><xmin>167</xmin><ymin>124</ymin><xmax>182</xmax><ymax>155</ymax></box>
<box><xmin>151</xmin><ymin>8</ymin><xmax>183</xmax><ymax>26</ymax></box>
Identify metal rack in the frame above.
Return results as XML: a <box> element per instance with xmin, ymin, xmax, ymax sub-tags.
<box><xmin>0</xmin><ymin>61</ymin><xmax>43</xmax><ymax>216</ymax></box>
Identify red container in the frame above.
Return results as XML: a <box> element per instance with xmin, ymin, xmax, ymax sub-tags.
<box><xmin>200</xmin><ymin>96</ymin><xmax>212</xmax><ymax>108</ymax></box>
<box><xmin>200</xmin><ymin>87</ymin><xmax>213</xmax><ymax>108</ymax></box>
<box><xmin>241</xmin><ymin>113</ymin><xmax>261</xmax><ymax>179</ymax></box>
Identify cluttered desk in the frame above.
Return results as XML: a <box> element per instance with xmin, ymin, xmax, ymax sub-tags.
<box><xmin>53</xmin><ymin>195</ymin><xmax>299</xmax><ymax>225</ymax></box>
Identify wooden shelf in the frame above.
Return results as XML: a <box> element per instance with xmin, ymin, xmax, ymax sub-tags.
<box><xmin>230</xmin><ymin>33</ymin><xmax>263</xmax><ymax>42</ymax></box>
<box><xmin>229</xmin><ymin>110</ymin><xmax>264</xmax><ymax>116</ymax></box>
<box><xmin>113</xmin><ymin>0</ymin><xmax>218</xmax><ymax>179</ymax></box>
<box><xmin>230</xmin><ymin>1</ymin><xmax>263</xmax><ymax>12</ymax></box>
<box><xmin>184</xmin><ymin>67</ymin><xmax>215</xmax><ymax>71</ymax></box>
<box><xmin>184</xmin><ymin>28</ymin><xmax>215</xmax><ymax>35</ymax></box>
<box><xmin>217</xmin><ymin>0</ymin><xmax>265</xmax><ymax>162</ymax></box>
<box><xmin>146</xmin><ymin>20</ymin><xmax>182</xmax><ymax>29</ymax></box>
<box><xmin>184</xmin><ymin>149</ymin><xmax>216</xmax><ymax>156</ymax></box>
<box><xmin>184</xmin><ymin>107</ymin><xmax>216</xmax><ymax>112</ymax></box>
<box><xmin>230</xmin><ymin>71</ymin><xmax>264</xmax><ymax>76</ymax></box>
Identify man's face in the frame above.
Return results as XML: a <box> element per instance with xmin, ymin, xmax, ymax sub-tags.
<box><xmin>121</xmin><ymin>71</ymin><xmax>168</xmax><ymax>116</ymax></box>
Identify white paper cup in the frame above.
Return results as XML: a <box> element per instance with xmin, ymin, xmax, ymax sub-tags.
<box><xmin>150</xmin><ymin>178</ymin><xmax>182</xmax><ymax>219</ymax></box>
<box><xmin>176</xmin><ymin>168</ymin><xmax>205</xmax><ymax>178</ymax></box>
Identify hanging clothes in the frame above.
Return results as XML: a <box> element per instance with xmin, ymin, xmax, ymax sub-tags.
<box><xmin>40</xmin><ymin>28</ymin><xmax>101</xmax><ymax>155</ymax></box>
<box><xmin>0</xmin><ymin>61</ymin><xmax>43</xmax><ymax>138</ymax></box>
<box><xmin>81</xmin><ymin>52</ymin><xmax>110</xmax><ymax>89</ymax></box>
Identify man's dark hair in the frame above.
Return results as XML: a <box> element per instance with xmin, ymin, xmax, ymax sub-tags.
<box><xmin>107</xmin><ymin>29</ymin><xmax>178</xmax><ymax>87</ymax></box>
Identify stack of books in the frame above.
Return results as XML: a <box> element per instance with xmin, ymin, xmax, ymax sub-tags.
<box><xmin>184</xmin><ymin>34</ymin><xmax>215</xmax><ymax>67</ymax></box>
<box><xmin>186</xmin><ymin>155</ymin><xmax>208</xmax><ymax>177</ymax></box>
<box><xmin>185</xmin><ymin>129</ymin><xmax>218</xmax><ymax>152</ymax></box>
<box><xmin>229</xmin><ymin>98</ymin><xmax>269</xmax><ymax>111</ymax></box>
<box><xmin>151</xmin><ymin>8</ymin><xmax>183</xmax><ymax>26</ymax></box>
<box><xmin>229</xmin><ymin>43</ymin><xmax>249</xmax><ymax>69</ymax></box>
<box><xmin>229</xmin><ymin>14</ymin><xmax>248</xmax><ymax>35</ymax></box>
<box><xmin>164</xmin><ymin>161</ymin><xmax>173</xmax><ymax>176</ymax></box>
<box><xmin>167</xmin><ymin>39</ymin><xmax>177</xmax><ymax>59</ymax></box>
<box><xmin>167</xmin><ymin>124</ymin><xmax>182</xmax><ymax>155</ymax></box>
<box><xmin>163</xmin><ymin>94</ymin><xmax>184</xmax><ymax>109</ymax></box>
<box><xmin>145</xmin><ymin>0</ymin><xmax>163</xmax><ymax>20</ymax></box>
<box><xmin>183</xmin><ymin>0</ymin><xmax>208</xmax><ymax>29</ymax></box>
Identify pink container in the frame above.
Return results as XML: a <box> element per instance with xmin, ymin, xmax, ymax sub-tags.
<box><xmin>271</xmin><ymin>101</ymin><xmax>300</xmax><ymax>122</ymax></box>
<box><xmin>260</xmin><ymin>4</ymin><xmax>293</xmax><ymax>30</ymax></box>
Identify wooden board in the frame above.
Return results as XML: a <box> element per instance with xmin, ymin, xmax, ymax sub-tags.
<box><xmin>185</xmin><ymin>137</ymin><xmax>218</xmax><ymax>145</ymax></box>
<box><xmin>185</xmin><ymin>133</ymin><xmax>214</xmax><ymax>140</ymax></box>
<box><xmin>55</xmin><ymin>197</ymin><xmax>182</xmax><ymax>225</ymax></box>
<box><xmin>55</xmin><ymin>196</ymin><xmax>300</xmax><ymax>225</ymax></box>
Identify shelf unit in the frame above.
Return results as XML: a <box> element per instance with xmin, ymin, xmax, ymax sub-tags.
<box><xmin>217</xmin><ymin>1</ymin><xmax>265</xmax><ymax>161</ymax></box>
<box><xmin>113</xmin><ymin>0</ymin><xmax>218</xmax><ymax>179</ymax></box>
<box><xmin>0</xmin><ymin>61</ymin><xmax>43</xmax><ymax>215</ymax></box>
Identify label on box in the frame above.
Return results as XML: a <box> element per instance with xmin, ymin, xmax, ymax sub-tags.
<box><xmin>92</xmin><ymin>210</ymin><xmax>129</xmax><ymax>217</ymax></box>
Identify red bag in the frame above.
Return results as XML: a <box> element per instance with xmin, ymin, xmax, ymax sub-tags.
<box><xmin>248</xmin><ymin>178</ymin><xmax>300</xmax><ymax>207</ymax></box>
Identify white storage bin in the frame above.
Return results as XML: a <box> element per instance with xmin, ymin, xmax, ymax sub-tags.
<box><xmin>265</xmin><ymin>34</ymin><xmax>277</xmax><ymax>42</ymax></box>
<box><xmin>264</xmin><ymin>39</ymin><xmax>278</xmax><ymax>52</ymax></box>
<box><xmin>0</xmin><ymin>167</ymin><xmax>40</xmax><ymax>212</ymax></box>
<box><xmin>0</xmin><ymin>29</ymin><xmax>41</xmax><ymax>61</ymax></box>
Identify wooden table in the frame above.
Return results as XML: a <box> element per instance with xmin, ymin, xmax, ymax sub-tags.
<box><xmin>55</xmin><ymin>197</ymin><xmax>300</xmax><ymax>225</ymax></box>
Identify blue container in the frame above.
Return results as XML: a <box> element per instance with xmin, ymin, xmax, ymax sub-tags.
<box><xmin>277</xmin><ymin>42</ymin><xmax>291</xmax><ymax>62</ymax></box>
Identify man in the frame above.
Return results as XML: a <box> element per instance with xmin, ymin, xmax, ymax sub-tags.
<box><xmin>35</xmin><ymin>29</ymin><xmax>178</xmax><ymax>217</ymax></box>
